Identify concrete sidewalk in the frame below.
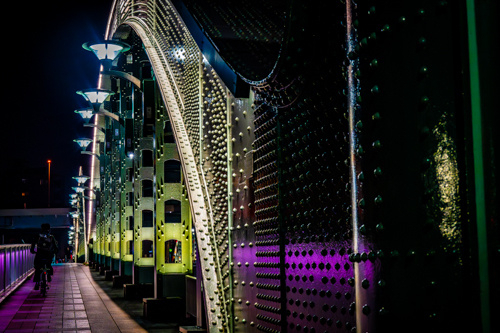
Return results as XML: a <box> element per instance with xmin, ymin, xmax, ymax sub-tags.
<box><xmin>0</xmin><ymin>263</ymin><xmax>149</xmax><ymax>332</ymax></box>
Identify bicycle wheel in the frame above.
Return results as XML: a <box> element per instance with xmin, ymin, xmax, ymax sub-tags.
<box><xmin>41</xmin><ymin>272</ymin><xmax>47</xmax><ymax>297</ymax></box>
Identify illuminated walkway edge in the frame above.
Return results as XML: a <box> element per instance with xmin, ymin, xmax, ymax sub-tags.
<box><xmin>0</xmin><ymin>263</ymin><xmax>150</xmax><ymax>332</ymax></box>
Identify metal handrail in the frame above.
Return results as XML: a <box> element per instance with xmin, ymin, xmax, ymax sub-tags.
<box><xmin>0</xmin><ymin>244</ymin><xmax>35</xmax><ymax>302</ymax></box>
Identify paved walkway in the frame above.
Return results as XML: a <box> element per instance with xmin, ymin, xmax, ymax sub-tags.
<box><xmin>0</xmin><ymin>263</ymin><xmax>148</xmax><ymax>333</ymax></box>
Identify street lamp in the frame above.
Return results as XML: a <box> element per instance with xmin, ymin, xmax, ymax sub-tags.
<box><xmin>82</xmin><ymin>40</ymin><xmax>140</xmax><ymax>88</ymax></box>
<box><xmin>74</xmin><ymin>108</ymin><xmax>94</xmax><ymax>123</ymax></box>
<box><xmin>82</xmin><ymin>40</ymin><xmax>130</xmax><ymax>71</ymax></box>
<box><xmin>74</xmin><ymin>138</ymin><xmax>93</xmax><ymax>154</ymax></box>
<box><xmin>73</xmin><ymin>176</ymin><xmax>90</xmax><ymax>185</ymax></box>
<box><xmin>72</xmin><ymin>186</ymin><xmax>85</xmax><ymax>193</ymax></box>
<box><xmin>76</xmin><ymin>88</ymin><xmax>114</xmax><ymax>111</ymax></box>
<box><xmin>76</xmin><ymin>88</ymin><xmax>122</xmax><ymax>123</ymax></box>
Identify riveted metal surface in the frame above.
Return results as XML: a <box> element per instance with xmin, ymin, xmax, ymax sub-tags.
<box><xmin>92</xmin><ymin>1</ymin><xmax>491</xmax><ymax>333</ymax></box>
<box><xmin>354</xmin><ymin>1</ymin><xmax>478</xmax><ymax>332</ymax></box>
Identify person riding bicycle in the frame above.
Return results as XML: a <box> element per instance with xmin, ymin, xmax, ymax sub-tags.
<box><xmin>30</xmin><ymin>223</ymin><xmax>58</xmax><ymax>290</ymax></box>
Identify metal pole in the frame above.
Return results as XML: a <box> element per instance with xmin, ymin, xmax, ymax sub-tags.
<box><xmin>47</xmin><ymin>160</ymin><xmax>51</xmax><ymax>208</ymax></box>
<box><xmin>82</xmin><ymin>194</ymin><xmax>88</xmax><ymax>263</ymax></box>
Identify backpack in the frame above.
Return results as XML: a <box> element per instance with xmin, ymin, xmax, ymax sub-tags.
<box><xmin>37</xmin><ymin>233</ymin><xmax>54</xmax><ymax>255</ymax></box>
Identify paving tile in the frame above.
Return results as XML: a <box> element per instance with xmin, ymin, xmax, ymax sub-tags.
<box><xmin>63</xmin><ymin>319</ymin><xmax>77</xmax><ymax>328</ymax></box>
<box><xmin>0</xmin><ymin>264</ymin><xmax>157</xmax><ymax>333</ymax></box>
<box><xmin>76</xmin><ymin>319</ymin><xmax>90</xmax><ymax>328</ymax></box>
<box><xmin>63</xmin><ymin>311</ymin><xmax>75</xmax><ymax>318</ymax></box>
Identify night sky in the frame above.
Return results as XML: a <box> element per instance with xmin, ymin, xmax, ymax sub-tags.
<box><xmin>1</xmin><ymin>1</ymin><xmax>113</xmax><ymax>207</ymax></box>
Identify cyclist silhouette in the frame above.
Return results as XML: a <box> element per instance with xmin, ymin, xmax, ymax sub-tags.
<box><xmin>30</xmin><ymin>223</ymin><xmax>58</xmax><ymax>290</ymax></box>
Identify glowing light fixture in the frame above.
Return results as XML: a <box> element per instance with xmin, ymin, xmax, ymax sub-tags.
<box><xmin>70</xmin><ymin>193</ymin><xmax>78</xmax><ymax>199</ymax></box>
<box><xmin>77</xmin><ymin>88</ymin><xmax>113</xmax><ymax>106</ymax></box>
<box><xmin>73</xmin><ymin>176</ymin><xmax>90</xmax><ymax>185</ymax></box>
<box><xmin>83</xmin><ymin>40</ymin><xmax>130</xmax><ymax>62</ymax></box>
<box><xmin>75</xmin><ymin>108</ymin><xmax>94</xmax><ymax>122</ymax></box>
<box><xmin>74</xmin><ymin>138</ymin><xmax>92</xmax><ymax>151</ymax></box>
<box><xmin>69</xmin><ymin>211</ymin><xmax>79</xmax><ymax>218</ymax></box>
<box><xmin>72</xmin><ymin>186</ymin><xmax>85</xmax><ymax>193</ymax></box>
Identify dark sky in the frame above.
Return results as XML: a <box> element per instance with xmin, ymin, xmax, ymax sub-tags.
<box><xmin>1</xmin><ymin>1</ymin><xmax>113</xmax><ymax>205</ymax></box>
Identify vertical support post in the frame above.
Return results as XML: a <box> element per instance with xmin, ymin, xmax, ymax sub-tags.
<box><xmin>82</xmin><ymin>194</ymin><xmax>88</xmax><ymax>263</ymax></box>
<box><xmin>345</xmin><ymin>1</ymin><xmax>368</xmax><ymax>332</ymax></box>
<box><xmin>153</xmin><ymin>82</ymin><xmax>158</xmax><ymax>301</ymax></box>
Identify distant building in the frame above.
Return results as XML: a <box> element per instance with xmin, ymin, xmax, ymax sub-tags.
<box><xmin>0</xmin><ymin>161</ymin><xmax>67</xmax><ymax>209</ymax></box>
<box><xmin>0</xmin><ymin>208</ymin><xmax>72</xmax><ymax>260</ymax></box>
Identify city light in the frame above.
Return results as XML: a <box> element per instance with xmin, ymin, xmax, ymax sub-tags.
<box><xmin>72</xmin><ymin>187</ymin><xmax>85</xmax><ymax>193</ymax></box>
<box><xmin>74</xmin><ymin>108</ymin><xmax>94</xmax><ymax>122</ymax></box>
<box><xmin>73</xmin><ymin>176</ymin><xmax>90</xmax><ymax>185</ymax></box>
<box><xmin>73</xmin><ymin>138</ymin><xmax>92</xmax><ymax>150</ymax></box>
<box><xmin>76</xmin><ymin>89</ymin><xmax>113</xmax><ymax>105</ymax></box>
<box><xmin>83</xmin><ymin>40</ymin><xmax>130</xmax><ymax>61</ymax></box>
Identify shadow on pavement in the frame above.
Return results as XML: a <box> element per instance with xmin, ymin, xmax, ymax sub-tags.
<box><xmin>88</xmin><ymin>267</ymin><xmax>179</xmax><ymax>333</ymax></box>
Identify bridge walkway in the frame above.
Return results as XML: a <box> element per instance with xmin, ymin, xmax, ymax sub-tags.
<box><xmin>0</xmin><ymin>263</ymin><xmax>166</xmax><ymax>333</ymax></box>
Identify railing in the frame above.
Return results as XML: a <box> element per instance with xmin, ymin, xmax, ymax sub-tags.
<box><xmin>0</xmin><ymin>244</ymin><xmax>35</xmax><ymax>302</ymax></box>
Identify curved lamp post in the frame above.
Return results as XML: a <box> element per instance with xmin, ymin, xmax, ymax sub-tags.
<box><xmin>76</xmin><ymin>88</ymin><xmax>122</xmax><ymax>123</ymax></box>
<box><xmin>83</xmin><ymin>40</ymin><xmax>140</xmax><ymax>89</ymax></box>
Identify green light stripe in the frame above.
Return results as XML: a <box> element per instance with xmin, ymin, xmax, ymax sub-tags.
<box><xmin>466</xmin><ymin>1</ymin><xmax>490</xmax><ymax>332</ymax></box>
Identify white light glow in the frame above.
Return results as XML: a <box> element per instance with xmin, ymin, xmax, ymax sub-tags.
<box><xmin>74</xmin><ymin>139</ymin><xmax>92</xmax><ymax>149</ymax></box>
<box><xmin>75</xmin><ymin>108</ymin><xmax>94</xmax><ymax>120</ymax></box>
<box><xmin>90</xmin><ymin>43</ymin><xmax>125</xmax><ymax>61</ymax></box>
<box><xmin>82</xmin><ymin>90</ymin><xmax>110</xmax><ymax>104</ymax></box>
<box><xmin>73</xmin><ymin>176</ymin><xmax>90</xmax><ymax>185</ymax></box>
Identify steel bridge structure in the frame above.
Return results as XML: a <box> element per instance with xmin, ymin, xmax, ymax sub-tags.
<box><xmin>76</xmin><ymin>1</ymin><xmax>499</xmax><ymax>333</ymax></box>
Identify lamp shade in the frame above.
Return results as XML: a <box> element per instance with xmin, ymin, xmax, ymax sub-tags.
<box><xmin>83</xmin><ymin>40</ymin><xmax>130</xmax><ymax>61</ymax></box>
<box><xmin>72</xmin><ymin>187</ymin><xmax>85</xmax><ymax>193</ymax></box>
<box><xmin>73</xmin><ymin>176</ymin><xmax>90</xmax><ymax>185</ymax></box>
<box><xmin>76</xmin><ymin>89</ymin><xmax>114</xmax><ymax>105</ymax></box>
<box><xmin>74</xmin><ymin>138</ymin><xmax>92</xmax><ymax>150</ymax></box>
<box><xmin>74</xmin><ymin>108</ymin><xmax>94</xmax><ymax>122</ymax></box>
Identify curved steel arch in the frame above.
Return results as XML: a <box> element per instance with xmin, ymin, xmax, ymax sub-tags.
<box><xmin>105</xmin><ymin>1</ymin><xmax>233</xmax><ymax>331</ymax></box>
<box><xmin>129</xmin><ymin>19</ymin><xmax>227</xmax><ymax>331</ymax></box>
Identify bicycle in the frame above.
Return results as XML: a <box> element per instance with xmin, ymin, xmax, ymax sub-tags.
<box><xmin>40</xmin><ymin>263</ymin><xmax>50</xmax><ymax>297</ymax></box>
